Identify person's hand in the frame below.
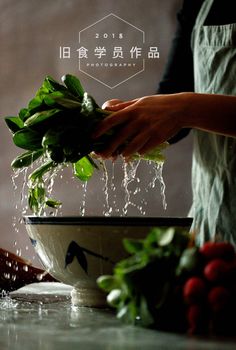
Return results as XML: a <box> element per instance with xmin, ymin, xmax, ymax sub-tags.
<box><xmin>93</xmin><ymin>93</ymin><xmax>187</xmax><ymax>159</ymax></box>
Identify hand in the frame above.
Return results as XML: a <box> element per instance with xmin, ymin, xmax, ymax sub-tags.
<box><xmin>93</xmin><ymin>93</ymin><xmax>187</xmax><ymax>159</ymax></box>
<box><xmin>94</xmin><ymin>92</ymin><xmax>236</xmax><ymax>159</ymax></box>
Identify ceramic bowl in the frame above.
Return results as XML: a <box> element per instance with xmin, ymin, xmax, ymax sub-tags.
<box><xmin>23</xmin><ymin>216</ymin><xmax>192</xmax><ymax>307</ymax></box>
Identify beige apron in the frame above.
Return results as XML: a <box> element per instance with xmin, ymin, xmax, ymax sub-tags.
<box><xmin>189</xmin><ymin>0</ymin><xmax>236</xmax><ymax>245</ymax></box>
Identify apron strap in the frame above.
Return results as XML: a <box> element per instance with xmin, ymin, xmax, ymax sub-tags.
<box><xmin>194</xmin><ymin>0</ymin><xmax>215</xmax><ymax>28</ymax></box>
<box><xmin>191</xmin><ymin>0</ymin><xmax>214</xmax><ymax>51</ymax></box>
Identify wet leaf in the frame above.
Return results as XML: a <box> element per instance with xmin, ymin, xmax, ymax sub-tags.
<box><xmin>11</xmin><ymin>149</ymin><xmax>43</xmax><ymax>168</ymax></box>
<box><xmin>81</xmin><ymin>92</ymin><xmax>99</xmax><ymax>116</ymax></box>
<box><xmin>5</xmin><ymin>116</ymin><xmax>24</xmax><ymax>133</ymax></box>
<box><xmin>13</xmin><ymin>129</ymin><xmax>42</xmax><ymax>150</ymax></box>
<box><xmin>42</xmin><ymin>128</ymin><xmax>62</xmax><ymax>148</ymax></box>
<box><xmin>62</xmin><ymin>74</ymin><xmax>85</xmax><ymax>99</ymax></box>
<box><xmin>48</xmin><ymin>96</ymin><xmax>81</xmax><ymax>109</ymax></box>
<box><xmin>29</xmin><ymin>160</ymin><xmax>55</xmax><ymax>182</ymax></box>
<box><xmin>24</xmin><ymin>108</ymin><xmax>61</xmax><ymax>128</ymax></box>
<box><xmin>28</xmin><ymin>96</ymin><xmax>44</xmax><ymax>113</ymax></box>
<box><xmin>19</xmin><ymin>108</ymin><xmax>29</xmax><ymax>121</ymax></box>
<box><xmin>45</xmin><ymin>199</ymin><xmax>62</xmax><ymax>208</ymax></box>
<box><xmin>44</xmin><ymin>75</ymin><xmax>68</xmax><ymax>94</ymax></box>
<box><xmin>132</xmin><ymin>142</ymin><xmax>168</xmax><ymax>163</ymax></box>
<box><xmin>73</xmin><ymin>156</ymin><xmax>95</xmax><ymax>181</ymax></box>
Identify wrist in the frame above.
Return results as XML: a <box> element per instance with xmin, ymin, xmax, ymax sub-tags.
<box><xmin>178</xmin><ymin>92</ymin><xmax>196</xmax><ymax>129</ymax></box>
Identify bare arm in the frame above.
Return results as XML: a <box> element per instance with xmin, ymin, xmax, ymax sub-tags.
<box><xmin>183</xmin><ymin>93</ymin><xmax>236</xmax><ymax>136</ymax></box>
<box><xmin>93</xmin><ymin>92</ymin><xmax>236</xmax><ymax>159</ymax></box>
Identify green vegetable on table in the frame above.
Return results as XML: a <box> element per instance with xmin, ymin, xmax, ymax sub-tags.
<box><xmin>4</xmin><ymin>74</ymin><xmax>167</xmax><ymax>214</ymax></box>
<box><xmin>97</xmin><ymin>227</ymin><xmax>194</xmax><ymax>331</ymax></box>
<box><xmin>97</xmin><ymin>229</ymin><xmax>236</xmax><ymax>335</ymax></box>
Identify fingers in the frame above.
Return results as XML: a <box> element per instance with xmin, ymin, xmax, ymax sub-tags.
<box><xmin>138</xmin><ymin>137</ymin><xmax>164</xmax><ymax>155</ymax></box>
<box><xmin>102</xmin><ymin>98</ymin><xmax>138</xmax><ymax>111</ymax></box>
<box><xmin>94</xmin><ymin>99</ymin><xmax>140</xmax><ymax>139</ymax></box>
<box><xmin>97</xmin><ymin>123</ymin><xmax>139</xmax><ymax>159</ymax></box>
<box><xmin>122</xmin><ymin>133</ymin><xmax>149</xmax><ymax>158</ymax></box>
<box><xmin>102</xmin><ymin>99</ymin><xmax>123</xmax><ymax>109</ymax></box>
<box><xmin>92</xmin><ymin>109</ymin><xmax>130</xmax><ymax>138</ymax></box>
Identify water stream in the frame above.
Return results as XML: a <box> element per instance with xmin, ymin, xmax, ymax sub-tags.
<box><xmin>8</xmin><ymin>157</ymin><xmax>167</xmax><ymax>269</ymax></box>
<box><xmin>11</xmin><ymin>157</ymin><xmax>167</xmax><ymax>218</ymax></box>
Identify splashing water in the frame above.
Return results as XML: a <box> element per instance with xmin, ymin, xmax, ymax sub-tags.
<box><xmin>122</xmin><ymin>159</ymin><xmax>144</xmax><ymax>216</ymax></box>
<box><xmin>111</xmin><ymin>162</ymin><xmax>119</xmax><ymax>215</ymax></box>
<box><xmin>148</xmin><ymin>162</ymin><xmax>167</xmax><ymax>210</ymax></box>
<box><xmin>100</xmin><ymin>161</ymin><xmax>113</xmax><ymax>217</ymax></box>
<box><xmin>80</xmin><ymin>182</ymin><xmax>88</xmax><ymax>217</ymax></box>
<box><xmin>0</xmin><ymin>295</ymin><xmax>18</xmax><ymax>310</ymax></box>
<box><xmin>8</xmin><ymin>157</ymin><xmax>167</xmax><ymax>290</ymax></box>
<box><xmin>11</xmin><ymin>156</ymin><xmax>167</xmax><ymax>220</ymax></box>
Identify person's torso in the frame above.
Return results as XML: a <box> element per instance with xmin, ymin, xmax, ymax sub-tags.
<box><xmin>190</xmin><ymin>0</ymin><xmax>236</xmax><ymax>245</ymax></box>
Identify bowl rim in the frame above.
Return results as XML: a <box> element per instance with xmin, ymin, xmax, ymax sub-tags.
<box><xmin>23</xmin><ymin>216</ymin><xmax>193</xmax><ymax>227</ymax></box>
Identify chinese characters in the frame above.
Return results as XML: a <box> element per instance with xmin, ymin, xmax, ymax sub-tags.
<box><xmin>60</xmin><ymin>46</ymin><xmax>160</xmax><ymax>60</ymax></box>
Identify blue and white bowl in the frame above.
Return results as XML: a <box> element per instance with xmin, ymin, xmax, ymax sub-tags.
<box><xmin>23</xmin><ymin>216</ymin><xmax>192</xmax><ymax>307</ymax></box>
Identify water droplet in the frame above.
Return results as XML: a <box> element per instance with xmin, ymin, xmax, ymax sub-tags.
<box><xmin>16</xmin><ymin>249</ymin><xmax>22</xmax><ymax>257</ymax></box>
<box><xmin>5</xmin><ymin>261</ymin><xmax>11</xmax><ymax>267</ymax></box>
<box><xmin>23</xmin><ymin>265</ymin><xmax>28</xmax><ymax>272</ymax></box>
<box><xmin>4</xmin><ymin>273</ymin><xmax>10</xmax><ymax>280</ymax></box>
<box><xmin>11</xmin><ymin>275</ymin><xmax>16</xmax><ymax>281</ymax></box>
<box><xmin>13</xmin><ymin>264</ymin><xmax>18</xmax><ymax>271</ymax></box>
<box><xmin>36</xmin><ymin>273</ymin><xmax>43</xmax><ymax>281</ymax></box>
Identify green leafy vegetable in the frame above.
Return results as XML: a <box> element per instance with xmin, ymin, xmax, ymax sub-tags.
<box><xmin>62</xmin><ymin>74</ymin><xmax>85</xmax><ymax>99</ymax></box>
<box><xmin>73</xmin><ymin>156</ymin><xmax>95</xmax><ymax>181</ymax></box>
<box><xmin>4</xmin><ymin>74</ymin><xmax>167</xmax><ymax>214</ymax></box>
<box><xmin>11</xmin><ymin>150</ymin><xmax>43</xmax><ymax>168</ymax></box>
<box><xmin>5</xmin><ymin>116</ymin><xmax>24</xmax><ymax>133</ymax></box>
<box><xmin>97</xmin><ymin>227</ymin><xmax>192</xmax><ymax>331</ymax></box>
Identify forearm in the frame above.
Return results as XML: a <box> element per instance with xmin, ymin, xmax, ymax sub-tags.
<box><xmin>182</xmin><ymin>93</ymin><xmax>236</xmax><ymax>137</ymax></box>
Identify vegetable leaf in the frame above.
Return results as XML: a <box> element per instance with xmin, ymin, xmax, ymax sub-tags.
<box><xmin>98</xmin><ymin>227</ymin><xmax>192</xmax><ymax>330</ymax></box>
<box><xmin>62</xmin><ymin>74</ymin><xmax>85</xmax><ymax>99</ymax></box>
<box><xmin>5</xmin><ymin>116</ymin><xmax>24</xmax><ymax>133</ymax></box>
<box><xmin>24</xmin><ymin>108</ymin><xmax>61</xmax><ymax>128</ymax></box>
<box><xmin>13</xmin><ymin>129</ymin><xmax>42</xmax><ymax>150</ymax></box>
<box><xmin>11</xmin><ymin>149</ymin><xmax>43</xmax><ymax>169</ymax></box>
<box><xmin>73</xmin><ymin>156</ymin><xmax>95</xmax><ymax>181</ymax></box>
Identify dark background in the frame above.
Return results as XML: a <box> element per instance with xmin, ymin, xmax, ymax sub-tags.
<box><xmin>0</xmin><ymin>0</ymin><xmax>192</xmax><ymax>266</ymax></box>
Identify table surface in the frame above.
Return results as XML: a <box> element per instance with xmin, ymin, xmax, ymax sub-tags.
<box><xmin>0</xmin><ymin>283</ymin><xmax>236</xmax><ymax>350</ymax></box>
